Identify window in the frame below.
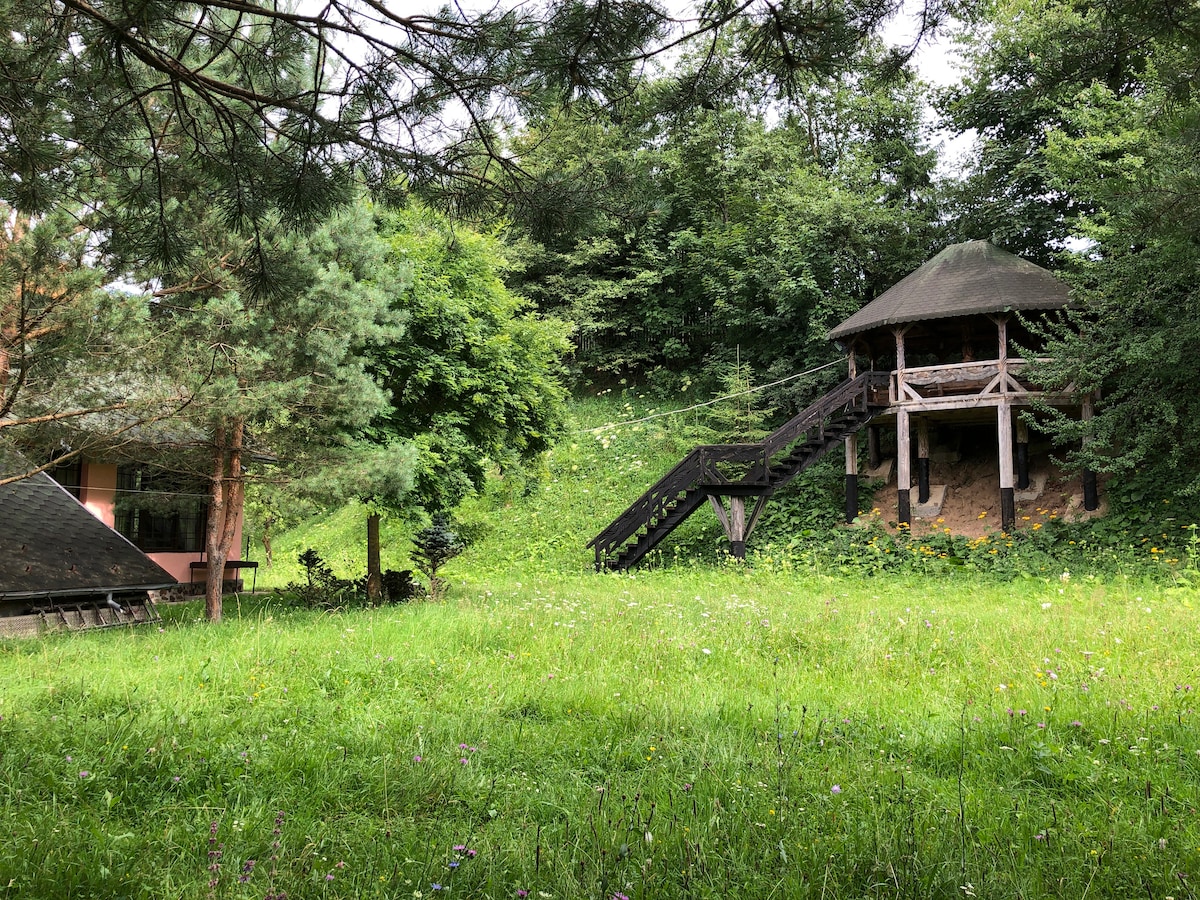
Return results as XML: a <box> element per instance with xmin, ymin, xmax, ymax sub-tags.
<box><xmin>48</xmin><ymin>456</ymin><xmax>83</xmax><ymax>499</ymax></box>
<box><xmin>114</xmin><ymin>466</ymin><xmax>208</xmax><ymax>553</ymax></box>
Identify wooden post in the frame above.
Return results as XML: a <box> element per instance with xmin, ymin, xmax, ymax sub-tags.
<box><xmin>1015</xmin><ymin>419</ymin><xmax>1030</xmax><ymax>491</ymax></box>
<box><xmin>845</xmin><ymin>432</ymin><xmax>859</xmax><ymax>523</ymax></box>
<box><xmin>867</xmin><ymin>425</ymin><xmax>881</xmax><ymax>470</ymax></box>
<box><xmin>916</xmin><ymin>418</ymin><xmax>931</xmax><ymax>504</ymax></box>
<box><xmin>894</xmin><ymin>327</ymin><xmax>907</xmax><ymax>403</ymax></box>
<box><xmin>366</xmin><ymin>512</ymin><xmax>382</xmax><ymax>602</ymax></box>
<box><xmin>709</xmin><ymin>494</ymin><xmax>771</xmax><ymax>559</ymax></box>
<box><xmin>897</xmin><ymin>409</ymin><xmax>911</xmax><ymax>527</ymax></box>
<box><xmin>730</xmin><ymin>496</ymin><xmax>746</xmax><ymax>558</ymax></box>
<box><xmin>998</xmin><ymin>401</ymin><xmax>1015</xmax><ymax>531</ymax></box>
<box><xmin>1082</xmin><ymin>395</ymin><xmax>1099</xmax><ymax>510</ymax></box>
<box><xmin>996</xmin><ymin>315</ymin><xmax>1009</xmax><ymax>392</ymax></box>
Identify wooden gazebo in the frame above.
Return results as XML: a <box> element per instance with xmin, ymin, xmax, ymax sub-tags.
<box><xmin>828</xmin><ymin>239</ymin><xmax>1093</xmax><ymax>532</ymax></box>
<box><xmin>589</xmin><ymin>240</ymin><xmax>1094</xmax><ymax>569</ymax></box>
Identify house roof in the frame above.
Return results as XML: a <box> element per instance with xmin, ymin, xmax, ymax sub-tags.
<box><xmin>0</xmin><ymin>449</ymin><xmax>177</xmax><ymax>600</ymax></box>
<box><xmin>828</xmin><ymin>240</ymin><xmax>1072</xmax><ymax>342</ymax></box>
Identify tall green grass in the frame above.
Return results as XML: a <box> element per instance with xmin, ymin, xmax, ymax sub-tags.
<box><xmin>3</xmin><ymin>570</ymin><xmax>1199</xmax><ymax>898</ymax></box>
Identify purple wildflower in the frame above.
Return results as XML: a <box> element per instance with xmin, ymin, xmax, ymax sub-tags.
<box><xmin>831</xmin><ymin>784</ymin><xmax>842</xmax><ymax>795</ymax></box>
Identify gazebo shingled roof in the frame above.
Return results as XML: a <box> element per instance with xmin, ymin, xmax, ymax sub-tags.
<box><xmin>828</xmin><ymin>240</ymin><xmax>1071</xmax><ymax>342</ymax></box>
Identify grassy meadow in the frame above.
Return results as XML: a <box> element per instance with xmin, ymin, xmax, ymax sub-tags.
<box><xmin>4</xmin><ymin>396</ymin><xmax>1200</xmax><ymax>899</ymax></box>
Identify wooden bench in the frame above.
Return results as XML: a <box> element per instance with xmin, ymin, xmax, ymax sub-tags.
<box><xmin>189</xmin><ymin>559</ymin><xmax>259</xmax><ymax>592</ymax></box>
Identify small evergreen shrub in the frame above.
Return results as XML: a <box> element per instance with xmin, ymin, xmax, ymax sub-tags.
<box><xmin>412</xmin><ymin>514</ymin><xmax>464</xmax><ymax>600</ymax></box>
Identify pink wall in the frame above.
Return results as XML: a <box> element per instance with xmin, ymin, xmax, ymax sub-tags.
<box><xmin>79</xmin><ymin>462</ymin><xmax>117</xmax><ymax>528</ymax></box>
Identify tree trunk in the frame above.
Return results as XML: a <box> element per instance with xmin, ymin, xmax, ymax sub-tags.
<box><xmin>205</xmin><ymin>417</ymin><xmax>246</xmax><ymax>622</ymax></box>
<box><xmin>261</xmin><ymin>516</ymin><xmax>275</xmax><ymax>567</ymax></box>
<box><xmin>366</xmin><ymin>512</ymin><xmax>382</xmax><ymax>603</ymax></box>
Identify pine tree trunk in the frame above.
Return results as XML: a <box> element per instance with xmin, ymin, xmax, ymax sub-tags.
<box><xmin>205</xmin><ymin>417</ymin><xmax>245</xmax><ymax>622</ymax></box>
<box><xmin>366</xmin><ymin>512</ymin><xmax>382</xmax><ymax>603</ymax></box>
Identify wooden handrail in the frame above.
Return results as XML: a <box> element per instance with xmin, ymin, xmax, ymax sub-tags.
<box><xmin>588</xmin><ymin>371</ymin><xmax>890</xmax><ymax>565</ymax></box>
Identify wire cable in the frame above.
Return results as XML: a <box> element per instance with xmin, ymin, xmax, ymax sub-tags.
<box><xmin>580</xmin><ymin>358</ymin><xmax>845</xmax><ymax>433</ymax></box>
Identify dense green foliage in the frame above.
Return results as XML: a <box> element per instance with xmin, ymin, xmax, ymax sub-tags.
<box><xmin>367</xmin><ymin>206</ymin><xmax>571</xmax><ymax>512</ymax></box>
<box><xmin>502</xmin><ymin>51</ymin><xmax>943</xmax><ymax>405</ymax></box>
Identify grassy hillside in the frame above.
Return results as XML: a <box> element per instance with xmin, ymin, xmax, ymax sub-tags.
<box><xmin>251</xmin><ymin>394</ymin><xmax>736</xmax><ymax>590</ymax></box>
<box><xmin>253</xmin><ymin>393</ymin><xmax>1199</xmax><ymax>592</ymax></box>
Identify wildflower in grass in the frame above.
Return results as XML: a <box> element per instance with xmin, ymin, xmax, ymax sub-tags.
<box><xmin>831</xmin><ymin>784</ymin><xmax>842</xmax><ymax>795</ymax></box>
<box><xmin>78</xmin><ymin>770</ymin><xmax>90</xmax><ymax>778</ymax></box>
<box><xmin>238</xmin><ymin>860</ymin><xmax>256</xmax><ymax>883</ymax></box>
<box><xmin>460</xmin><ymin>757</ymin><xmax>469</xmax><ymax>765</ymax></box>
<box><xmin>613</xmin><ymin>894</ymin><xmax>630</xmax><ymax>900</ymax></box>
<box><xmin>414</xmin><ymin>755</ymin><xmax>423</xmax><ymax>762</ymax></box>
<box><xmin>517</xmin><ymin>891</ymin><xmax>529</xmax><ymax>898</ymax></box>
<box><xmin>431</xmin><ymin>884</ymin><xmax>443</xmax><ymax>891</ymax></box>
<box><xmin>325</xmin><ymin>873</ymin><xmax>335</xmax><ymax>882</ymax></box>
<box><xmin>1071</xmin><ymin>720</ymin><xmax>1083</xmax><ymax>727</ymax></box>
<box><xmin>449</xmin><ymin>861</ymin><xmax>460</xmax><ymax>870</ymax></box>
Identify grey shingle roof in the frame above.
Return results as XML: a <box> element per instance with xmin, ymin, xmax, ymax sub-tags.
<box><xmin>828</xmin><ymin>240</ymin><xmax>1071</xmax><ymax>342</ymax></box>
<box><xmin>0</xmin><ymin>449</ymin><xmax>176</xmax><ymax>600</ymax></box>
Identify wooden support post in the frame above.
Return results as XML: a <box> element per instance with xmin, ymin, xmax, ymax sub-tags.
<box><xmin>867</xmin><ymin>425</ymin><xmax>881</xmax><ymax>470</ymax></box>
<box><xmin>998</xmin><ymin>401</ymin><xmax>1015</xmax><ymax>532</ymax></box>
<box><xmin>1015</xmin><ymin>420</ymin><xmax>1030</xmax><ymax>491</ymax></box>
<box><xmin>845</xmin><ymin>432</ymin><xmax>859</xmax><ymax>523</ymax></box>
<box><xmin>897</xmin><ymin>409</ymin><xmax>911</xmax><ymax>527</ymax></box>
<box><xmin>916</xmin><ymin>418</ymin><xmax>931</xmax><ymax>505</ymax></box>
<box><xmin>996</xmin><ymin>315</ymin><xmax>1009</xmax><ymax>393</ymax></box>
<box><xmin>1082</xmin><ymin>395</ymin><xmax>1099</xmax><ymax>511</ymax></box>
<box><xmin>709</xmin><ymin>494</ymin><xmax>765</xmax><ymax>559</ymax></box>
<box><xmin>894</xmin><ymin>327</ymin><xmax>908</xmax><ymax>404</ymax></box>
<box><xmin>729</xmin><ymin>496</ymin><xmax>746</xmax><ymax>558</ymax></box>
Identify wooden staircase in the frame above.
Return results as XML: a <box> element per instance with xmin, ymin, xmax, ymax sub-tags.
<box><xmin>588</xmin><ymin>371</ymin><xmax>890</xmax><ymax>570</ymax></box>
